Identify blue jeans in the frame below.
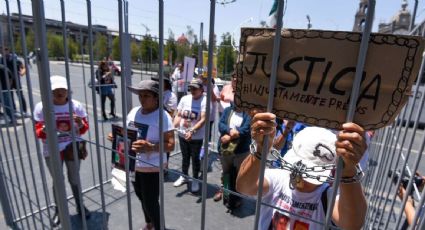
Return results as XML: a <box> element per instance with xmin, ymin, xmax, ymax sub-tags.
<box><xmin>1</xmin><ymin>90</ymin><xmax>14</xmax><ymax>121</ymax></box>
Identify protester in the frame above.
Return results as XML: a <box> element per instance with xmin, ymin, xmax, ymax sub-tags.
<box><xmin>397</xmin><ymin>172</ymin><xmax>425</xmax><ymax>229</ymax></box>
<box><xmin>151</xmin><ymin>73</ymin><xmax>178</xmax><ymax>174</ymax></box>
<box><xmin>218</xmin><ymin>72</ymin><xmax>236</xmax><ymax>115</ymax></box>
<box><xmin>173</xmin><ymin>78</ymin><xmax>207</xmax><ymax>193</ymax></box>
<box><xmin>127</xmin><ymin>79</ymin><xmax>175</xmax><ymax>230</ymax></box>
<box><xmin>237</xmin><ymin>112</ymin><xmax>367</xmax><ymax>229</ymax></box>
<box><xmin>2</xmin><ymin>47</ymin><xmax>28</xmax><ymax>118</ymax></box>
<box><xmin>151</xmin><ymin>73</ymin><xmax>177</xmax><ymax>116</ymax></box>
<box><xmin>171</xmin><ymin>64</ymin><xmax>186</xmax><ymax>101</ymax></box>
<box><xmin>214</xmin><ymin>103</ymin><xmax>251</xmax><ymax>211</ymax></box>
<box><xmin>272</xmin><ymin>119</ymin><xmax>306</xmax><ymax>167</ymax></box>
<box><xmin>0</xmin><ymin>47</ymin><xmax>27</xmax><ymax>124</ymax></box>
<box><xmin>33</xmin><ymin>76</ymin><xmax>90</xmax><ymax>226</ymax></box>
<box><xmin>96</xmin><ymin>61</ymin><xmax>117</xmax><ymax>120</ymax></box>
<box><xmin>199</xmin><ymin>73</ymin><xmax>220</xmax><ymax>141</ymax></box>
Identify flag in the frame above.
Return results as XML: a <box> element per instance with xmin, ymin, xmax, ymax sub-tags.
<box><xmin>268</xmin><ymin>0</ymin><xmax>278</xmax><ymax>28</ymax></box>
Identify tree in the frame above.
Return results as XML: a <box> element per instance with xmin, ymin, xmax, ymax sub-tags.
<box><xmin>15</xmin><ymin>29</ymin><xmax>35</xmax><ymax>55</ymax></box>
<box><xmin>94</xmin><ymin>33</ymin><xmax>108</xmax><ymax>60</ymax></box>
<box><xmin>130</xmin><ymin>40</ymin><xmax>139</xmax><ymax>62</ymax></box>
<box><xmin>47</xmin><ymin>32</ymin><xmax>64</xmax><ymax>58</ymax></box>
<box><xmin>68</xmin><ymin>38</ymin><xmax>79</xmax><ymax>61</ymax></box>
<box><xmin>111</xmin><ymin>36</ymin><xmax>120</xmax><ymax>60</ymax></box>
<box><xmin>165</xmin><ymin>29</ymin><xmax>177</xmax><ymax>65</ymax></box>
<box><xmin>217</xmin><ymin>32</ymin><xmax>236</xmax><ymax>77</ymax></box>
<box><xmin>140</xmin><ymin>35</ymin><xmax>158</xmax><ymax>64</ymax></box>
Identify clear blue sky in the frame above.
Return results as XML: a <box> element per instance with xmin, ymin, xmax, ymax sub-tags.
<box><xmin>6</xmin><ymin>0</ymin><xmax>425</xmax><ymax>43</ymax></box>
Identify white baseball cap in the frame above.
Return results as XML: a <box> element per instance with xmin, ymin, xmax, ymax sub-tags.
<box><xmin>283</xmin><ymin>127</ymin><xmax>337</xmax><ymax>185</ymax></box>
<box><xmin>50</xmin><ymin>75</ymin><xmax>68</xmax><ymax>90</ymax></box>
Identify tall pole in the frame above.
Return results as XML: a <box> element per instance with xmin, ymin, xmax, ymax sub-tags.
<box><xmin>410</xmin><ymin>0</ymin><xmax>419</xmax><ymax>31</ymax></box>
<box><xmin>31</xmin><ymin>0</ymin><xmax>72</xmax><ymax>229</ymax></box>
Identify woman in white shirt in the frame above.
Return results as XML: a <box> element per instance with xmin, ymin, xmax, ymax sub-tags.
<box><xmin>127</xmin><ymin>79</ymin><xmax>175</xmax><ymax>230</ymax></box>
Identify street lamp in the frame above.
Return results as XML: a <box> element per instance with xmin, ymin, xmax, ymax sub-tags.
<box><xmin>306</xmin><ymin>15</ymin><xmax>312</xmax><ymax>29</ymax></box>
<box><xmin>141</xmin><ymin>23</ymin><xmax>152</xmax><ymax>73</ymax></box>
<box><xmin>232</xmin><ymin>17</ymin><xmax>253</xmax><ymax>50</ymax></box>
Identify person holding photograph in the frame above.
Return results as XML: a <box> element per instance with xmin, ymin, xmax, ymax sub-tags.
<box><xmin>127</xmin><ymin>79</ymin><xmax>175</xmax><ymax>230</ymax></box>
<box><xmin>33</xmin><ymin>76</ymin><xmax>90</xmax><ymax>227</ymax></box>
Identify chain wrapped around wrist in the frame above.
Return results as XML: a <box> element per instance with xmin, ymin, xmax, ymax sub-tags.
<box><xmin>340</xmin><ymin>165</ymin><xmax>364</xmax><ymax>184</ymax></box>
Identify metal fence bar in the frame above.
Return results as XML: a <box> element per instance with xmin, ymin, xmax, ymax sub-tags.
<box><xmin>117</xmin><ymin>1</ymin><xmax>133</xmax><ymax>229</ymax></box>
<box><xmin>252</xmin><ymin>1</ymin><xmax>284</xmax><ymax>229</ymax></box>
<box><xmin>364</xmin><ymin>125</ymin><xmax>392</xmax><ymax>229</ymax></box>
<box><xmin>0</xmin><ymin>152</ymin><xmax>14</xmax><ymax>227</ymax></box>
<box><xmin>369</xmin><ymin>125</ymin><xmax>398</xmax><ymax>226</ymax></box>
<box><xmin>59</xmin><ymin>0</ymin><xmax>89</xmax><ymax>228</ymax></box>
<box><xmin>0</xmin><ymin>27</ymin><xmax>24</xmax><ymax>228</ymax></box>
<box><xmin>5</xmin><ymin>1</ymin><xmax>42</xmax><ymax>228</ymax></box>
<box><xmin>31</xmin><ymin>0</ymin><xmax>72</xmax><ymax>229</ymax></box>
<box><xmin>158</xmin><ymin>1</ymin><xmax>166</xmax><ymax>230</ymax></box>
<box><xmin>382</xmin><ymin>63</ymin><xmax>425</xmax><ymax>229</ymax></box>
<box><xmin>394</xmin><ymin>125</ymin><xmax>425</xmax><ymax>228</ymax></box>
<box><xmin>324</xmin><ymin>0</ymin><xmax>375</xmax><ymax>229</ymax></box>
<box><xmin>78</xmin><ymin>28</ymin><xmax>97</xmax><ymax>187</ymax></box>
<box><xmin>86</xmin><ymin>0</ymin><xmax>107</xmax><ymax>228</ymax></box>
<box><xmin>15</xmin><ymin>1</ymin><xmax>53</xmax><ymax>228</ymax></box>
<box><xmin>200</xmin><ymin>1</ymin><xmax>215</xmax><ymax>229</ymax></box>
<box><xmin>410</xmin><ymin>187</ymin><xmax>425</xmax><ymax>230</ymax></box>
<box><xmin>374</xmin><ymin>52</ymin><xmax>425</xmax><ymax>228</ymax></box>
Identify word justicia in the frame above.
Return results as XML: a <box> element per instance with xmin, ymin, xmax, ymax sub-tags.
<box><xmin>243</xmin><ymin>52</ymin><xmax>381</xmax><ymax>110</ymax></box>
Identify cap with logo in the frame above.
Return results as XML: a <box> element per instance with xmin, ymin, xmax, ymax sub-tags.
<box><xmin>283</xmin><ymin>126</ymin><xmax>337</xmax><ymax>185</ymax></box>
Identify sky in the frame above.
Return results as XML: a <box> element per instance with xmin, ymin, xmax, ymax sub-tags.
<box><xmin>4</xmin><ymin>0</ymin><xmax>425</xmax><ymax>43</ymax></box>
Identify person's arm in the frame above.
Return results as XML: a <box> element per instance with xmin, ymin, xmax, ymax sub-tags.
<box><xmin>173</xmin><ymin>110</ymin><xmax>182</xmax><ymax>128</ymax></box>
<box><xmin>332</xmin><ymin>123</ymin><xmax>368</xmax><ymax>230</ymax></box>
<box><xmin>186</xmin><ymin>111</ymin><xmax>206</xmax><ymax>140</ymax></box>
<box><xmin>35</xmin><ymin>121</ymin><xmax>47</xmax><ymax>139</ymax></box>
<box><xmin>236</xmin><ymin>112</ymin><xmax>276</xmax><ymax>196</ymax></box>
<box><xmin>398</xmin><ymin>186</ymin><xmax>417</xmax><ymax>226</ymax></box>
<box><xmin>273</xmin><ymin>121</ymin><xmax>294</xmax><ymax>150</ymax></box>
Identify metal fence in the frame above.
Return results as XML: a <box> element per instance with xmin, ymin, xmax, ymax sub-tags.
<box><xmin>0</xmin><ymin>0</ymin><xmax>424</xmax><ymax>229</ymax></box>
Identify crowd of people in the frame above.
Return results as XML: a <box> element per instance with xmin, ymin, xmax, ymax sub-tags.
<box><xmin>2</xmin><ymin>47</ymin><xmax>419</xmax><ymax>230</ymax></box>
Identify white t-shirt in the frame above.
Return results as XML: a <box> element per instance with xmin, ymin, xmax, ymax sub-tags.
<box><xmin>176</xmin><ymin>94</ymin><xmax>207</xmax><ymax>140</ymax></box>
<box><xmin>163</xmin><ymin>90</ymin><xmax>177</xmax><ymax>112</ymax></box>
<box><xmin>260</xmin><ymin>169</ymin><xmax>333</xmax><ymax>230</ymax></box>
<box><xmin>126</xmin><ymin>106</ymin><xmax>173</xmax><ymax>172</ymax></box>
<box><xmin>229</xmin><ymin>111</ymin><xmax>243</xmax><ymax>129</ymax></box>
<box><xmin>203</xmin><ymin>84</ymin><xmax>220</xmax><ymax>122</ymax></box>
<box><xmin>33</xmin><ymin>100</ymin><xmax>87</xmax><ymax>157</ymax></box>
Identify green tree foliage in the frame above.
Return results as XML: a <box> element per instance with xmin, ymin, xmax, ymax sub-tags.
<box><xmin>14</xmin><ymin>29</ymin><xmax>35</xmax><ymax>55</ymax></box>
<box><xmin>68</xmin><ymin>38</ymin><xmax>79</xmax><ymax>60</ymax></box>
<box><xmin>47</xmin><ymin>32</ymin><xmax>64</xmax><ymax>58</ymax></box>
<box><xmin>175</xmin><ymin>43</ymin><xmax>191</xmax><ymax>64</ymax></box>
<box><xmin>164</xmin><ymin>29</ymin><xmax>177</xmax><ymax>65</ymax></box>
<box><xmin>140</xmin><ymin>35</ymin><xmax>158</xmax><ymax>64</ymax></box>
<box><xmin>111</xmin><ymin>36</ymin><xmax>120</xmax><ymax>60</ymax></box>
<box><xmin>131</xmin><ymin>40</ymin><xmax>139</xmax><ymax>62</ymax></box>
<box><xmin>94</xmin><ymin>33</ymin><xmax>108</xmax><ymax>60</ymax></box>
<box><xmin>217</xmin><ymin>32</ymin><xmax>236</xmax><ymax>77</ymax></box>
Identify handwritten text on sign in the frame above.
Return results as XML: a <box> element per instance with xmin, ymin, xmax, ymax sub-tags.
<box><xmin>234</xmin><ymin>28</ymin><xmax>425</xmax><ymax>130</ymax></box>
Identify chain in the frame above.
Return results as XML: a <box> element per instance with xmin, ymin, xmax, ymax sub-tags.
<box><xmin>270</xmin><ymin>148</ymin><xmax>336</xmax><ymax>185</ymax></box>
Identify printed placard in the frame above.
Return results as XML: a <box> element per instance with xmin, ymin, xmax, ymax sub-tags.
<box><xmin>235</xmin><ymin>28</ymin><xmax>425</xmax><ymax>130</ymax></box>
<box><xmin>111</xmin><ymin>124</ymin><xmax>138</xmax><ymax>172</ymax></box>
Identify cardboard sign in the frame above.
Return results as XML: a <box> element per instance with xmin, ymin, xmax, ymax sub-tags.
<box><xmin>234</xmin><ymin>28</ymin><xmax>425</xmax><ymax>130</ymax></box>
<box><xmin>178</xmin><ymin>56</ymin><xmax>196</xmax><ymax>92</ymax></box>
